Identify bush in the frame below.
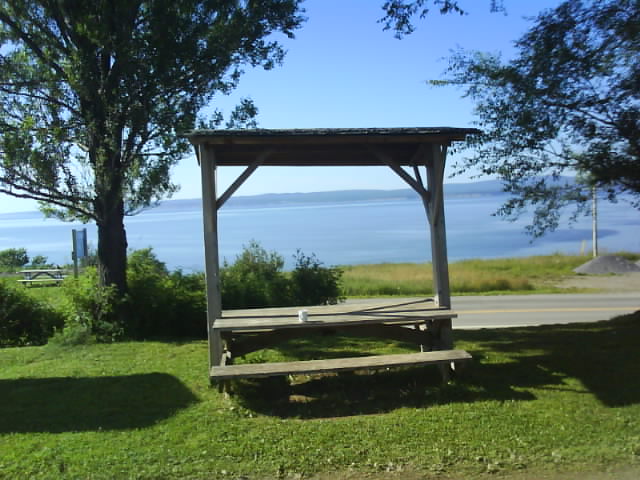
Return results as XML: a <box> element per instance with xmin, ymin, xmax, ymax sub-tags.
<box><xmin>290</xmin><ymin>250</ymin><xmax>344</xmax><ymax>305</ymax></box>
<box><xmin>0</xmin><ymin>282</ymin><xmax>63</xmax><ymax>347</ymax></box>
<box><xmin>220</xmin><ymin>241</ymin><xmax>345</xmax><ymax>309</ymax></box>
<box><xmin>56</xmin><ymin>250</ymin><xmax>206</xmax><ymax>342</ymax></box>
<box><xmin>58</xmin><ymin>269</ymin><xmax>124</xmax><ymax>343</ymax></box>
<box><xmin>52</xmin><ymin>244</ymin><xmax>343</xmax><ymax>343</ymax></box>
<box><xmin>29</xmin><ymin>255</ymin><xmax>49</xmax><ymax>267</ymax></box>
<box><xmin>48</xmin><ymin>321</ymin><xmax>95</xmax><ymax>347</ymax></box>
<box><xmin>0</xmin><ymin>247</ymin><xmax>29</xmax><ymax>269</ymax></box>
<box><xmin>221</xmin><ymin>241</ymin><xmax>292</xmax><ymax>309</ymax></box>
<box><xmin>126</xmin><ymin>248</ymin><xmax>206</xmax><ymax>339</ymax></box>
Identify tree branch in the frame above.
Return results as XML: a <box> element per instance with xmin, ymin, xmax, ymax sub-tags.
<box><xmin>0</xmin><ymin>11</ymin><xmax>67</xmax><ymax>80</ymax></box>
<box><xmin>0</xmin><ymin>179</ymin><xmax>94</xmax><ymax>221</ymax></box>
<box><xmin>0</xmin><ymin>85</ymin><xmax>79</xmax><ymax>115</ymax></box>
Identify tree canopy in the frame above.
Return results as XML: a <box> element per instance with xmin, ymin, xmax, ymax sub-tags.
<box><xmin>380</xmin><ymin>0</ymin><xmax>504</xmax><ymax>38</ymax></box>
<box><xmin>0</xmin><ymin>0</ymin><xmax>303</xmax><ymax>292</ymax></box>
<box><xmin>436</xmin><ymin>0</ymin><xmax>640</xmax><ymax>235</ymax></box>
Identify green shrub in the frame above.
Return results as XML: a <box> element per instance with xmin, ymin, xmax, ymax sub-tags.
<box><xmin>53</xmin><ymin>244</ymin><xmax>344</xmax><ymax>342</ymax></box>
<box><xmin>290</xmin><ymin>250</ymin><xmax>344</xmax><ymax>305</ymax></box>
<box><xmin>48</xmin><ymin>321</ymin><xmax>95</xmax><ymax>347</ymax></box>
<box><xmin>0</xmin><ymin>282</ymin><xmax>63</xmax><ymax>347</ymax></box>
<box><xmin>0</xmin><ymin>247</ymin><xmax>29</xmax><ymax>269</ymax></box>
<box><xmin>29</xmin><ymin>255</ymin><xmax>49</xmax><ymax>267</ymax></box>
<box><xmin>55</xmin><ymin>250</ymin><xmax>206</xmax><ymax>341</ymax></box>
<box><xmin>58</xmin><ymin>268</ymin><xmax>124</xmax><ymax>343</ymax></box>
<box><xmin>221</xmin><ymin>241</ymin><xmax>292</xmax><ymax>309</ymax></box>
<box><xmin>126</xmin><ymin>248</ymin><xmax>206</xmax><ymax>339</ymax></box>
<box><xmin>220</xmin><ymin>242</ymin><xmax>345</xmax><ymax>309</ymax></box>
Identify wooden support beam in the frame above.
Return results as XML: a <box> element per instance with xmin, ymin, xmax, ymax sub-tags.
<box><xmin>425</xmin><ymin>143</ymin><xmax>451</xmax><ymax>308</ymax></box>
<box><xmin>216</xmin><ymin>150</ymin><xmax>273</xmax><ymax>210</ymax></box>
<box><xmin>367</xmin><ymin>146</ymin><xmax>429</xmax><ymax>198</ymax></box>
<box><xmin>427</xmin><ymin>317</ymin><xmax>453</xmax><ymax>350</ymax></box>
<box><xmin>388</xmin><ymin>162</ymin><xmax>429</xmax><ymax>198</ymax></box>
<box><xmin>413</xmin><ymin>165</ymin><xmax>425</xmax><ymax>191</ymax></box>
<box><xmin>199</xmin><ymin>144</ymin><xmax>223</xmax><ymax>372</ymax></box>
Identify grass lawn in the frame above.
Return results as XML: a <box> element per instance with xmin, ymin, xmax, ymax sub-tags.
<box><xmin>1</xmin><ymin>312</ymin><xmax>639</xmax><ymax>479</ymax></box>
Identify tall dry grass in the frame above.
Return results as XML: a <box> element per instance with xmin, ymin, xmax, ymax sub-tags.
<box><xmin>341</xmin><ymin>254</ymin><xmax>591</xmax><ymax>296</ymax></box>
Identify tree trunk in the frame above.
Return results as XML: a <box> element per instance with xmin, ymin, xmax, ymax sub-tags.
<box><xmin>96</xmin><ymin>193</ymin><xmax>128</xmax><ymax>296</ymax></box>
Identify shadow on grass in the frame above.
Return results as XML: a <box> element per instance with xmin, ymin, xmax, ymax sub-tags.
<box><xmin>231</xmin><ymin>312</ymin><xmax>640</xmax><ymax>418</ymax></box>
<box><xmin>458</xmin><ymin>312</ymin><xmax>640</xmax><ymax>409</ymax></box>
<box><xmin>231</xmin><ymin>332</ymin><xmax>538</xmax><ymax>418</ymax></box>
<box><xmin>233</xmin><ymin>361</ymin><xmax>537</xmax><ymax>419</ymax></box>
<box><xmin>0</xmin><ymin>373</ymin><xmax>198</xmax><ymax>433</ymax></box>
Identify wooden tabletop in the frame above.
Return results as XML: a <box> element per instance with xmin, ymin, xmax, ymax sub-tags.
<box><xmin>214</xmin><ymin>298</ymin><xmax>456</xmax><ymax>332</ymax></box>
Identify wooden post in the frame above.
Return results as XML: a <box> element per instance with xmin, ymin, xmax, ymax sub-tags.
<box><xmin>425</xmin><ymin>143</ymin><xmax>451</xmax><ymax>311</ymax></box>
<box><xmin>425</xmin><ymin>143</ymin><xmax>454</xmax><ymax>380</ymax></box>
<box><xmin>71</xmin><ymin>229</ymin><xmax>79</xmax><ymax>278</ymax></box>
<box><xmin>199</xmin><ymin>144</ymin><xmax>223</xmax><ymax>374</ymax></box>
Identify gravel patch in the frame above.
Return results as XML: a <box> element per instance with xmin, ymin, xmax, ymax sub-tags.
<box><xmin>573</xmin><ymin>255</ymin><xmax>640</xmax><ymax>274</ymax></box>
<box><xmin>557</xmin><ymin>272</ymin><xmax>640</xmax><ymax>292</ymax></box>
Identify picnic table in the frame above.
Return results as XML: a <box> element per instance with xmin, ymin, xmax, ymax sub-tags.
<box><xmin>210</xmin><ymin>298</ymin><xmax>471</xmax><ymax>387</ymax></box>
<box><xmin>17</xmin><ymin>268</ymin><xmax>68</xmax><ymax>286</ymax></box>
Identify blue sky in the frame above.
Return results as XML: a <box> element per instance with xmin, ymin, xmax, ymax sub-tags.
<box><xmin>0</xmin><ymin>0</ymin><xmax>562</xmax><ymax>214</ymax></box>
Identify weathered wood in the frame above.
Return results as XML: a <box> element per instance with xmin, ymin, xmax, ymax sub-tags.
<box><xmin>210</xmin><ymin>350</ymin><xmax>472</xmax><ymax>380</ymax></box>
<box><xmin>428</xmin><ymin>317</ymin><xmax>453</xmax><ymax>351</ymax></box>
<box><xmin>216</xmin><ymin>150</ymin><xmax>273</xmax><ymax>210</ymax></box>
<box><xmin>200</xmin><ymin>144</ymin><xmax>223</xmax><ymax>370</ymax></box>
<box><xmin>188</xmin><ymin>127</ymin><xmax>476</xmax><ymax>147</ymax></box>
<box><xmin>186</xmin><ymin>128</ymin><xmax>479</xmax><ymax>167</ymax></box>
<box><xmin>425</xmin><ymin>144</ymin><xmax>451</xmax><ymax>308</ymax></box>
<box><xmin>367</xmin><ymin>146</ymin><xmax>430</xmax><ymax>198</ymax></box>
<box><xmin>189</xmin><ymin>128</ymin><xmax>479</xmax><ymax>383</ymax></box>
<box><xmin>215</xmin><ymin>298</ymin><xmax>456</xmax><ymax>332</ymax></box>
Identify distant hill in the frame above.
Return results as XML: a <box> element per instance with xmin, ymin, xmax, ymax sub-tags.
<box><xmin>157</xmin><ymin>181</ymin><xmax>505</xmax><ymax>212</ymax></box>
<box><xmin>159</xmin><ymin>177</ymin><xmax>575</xmax><ymax>210</ymax></box>
<box><xmin>220</xmin><ymin>180</ymin><xmax>507</xmax><ymax>208</ymax></box>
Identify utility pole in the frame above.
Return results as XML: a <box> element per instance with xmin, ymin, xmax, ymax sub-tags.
<box><xmin>592</xmin><ymin>186</ymin><xmax>598</xmax><ymax>258</ymax></box>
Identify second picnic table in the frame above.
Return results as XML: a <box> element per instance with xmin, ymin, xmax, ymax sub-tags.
<box><xmin>17</xmin><ymin>268</ymin><xmax>67</xmax><ymax>286</ymax></box>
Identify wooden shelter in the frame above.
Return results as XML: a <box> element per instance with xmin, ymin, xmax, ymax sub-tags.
<box><xmin>187</xmin><ymin>127</ymin><xmax>478</xmax><ymax>385</ymax></box>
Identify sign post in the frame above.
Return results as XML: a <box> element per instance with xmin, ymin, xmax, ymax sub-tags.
<box><xmin>71</xmin><ymin>228</ymin><xmax>88</xmax><ymax>278</ymax></box>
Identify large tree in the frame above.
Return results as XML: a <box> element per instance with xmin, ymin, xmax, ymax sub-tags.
<box><xmin>0</xmin><ymin>0</ymin><xmax>303</xmax><ymax>294</ymax></box>
<box><xmin>437</xmin><ymin>0</ymin><xmax>640</xmax><ymax>236</ymax></box>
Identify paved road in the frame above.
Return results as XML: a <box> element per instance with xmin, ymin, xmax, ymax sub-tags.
<box><xmin>452</xmin><ymin>293</ymin><xmax>639</xmax><ymax>329</ymax></box>
<box><xmin>346</xmin><ymin>293</ymin><xmax>639</xmax><ymax>329</ymax></box>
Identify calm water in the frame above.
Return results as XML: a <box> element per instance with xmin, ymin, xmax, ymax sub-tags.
<box><xmin>1</xmin><ymin>194</ymin><xmax>638</xmax><ymax>270</ymax></box>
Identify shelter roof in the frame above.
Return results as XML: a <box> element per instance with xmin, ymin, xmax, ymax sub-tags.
<box><xmin>186</xmin><ymin>127</ymin><xmax>479</xmax><ymax>166</ymax></box>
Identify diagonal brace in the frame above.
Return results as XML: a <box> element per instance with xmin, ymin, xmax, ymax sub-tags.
<box><xmin>216</xmin><ymin>150</ymin><xmax>273</xmax><ymax>210</ymax></box>
<box><xmin>367</xmin><ymin>146</ymin><xmax>429</xmax><ymax>200</ymax></box>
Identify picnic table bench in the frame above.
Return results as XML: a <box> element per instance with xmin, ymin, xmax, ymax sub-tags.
<box><xmin>210</xmin><ymin>298</ymin><xmax>471</xmax><ymax>389</ymax></box>
<box><xmin>17</xmin><ymin>269</ymin><xmax>68</xmax><ymax>286</ymax></box>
